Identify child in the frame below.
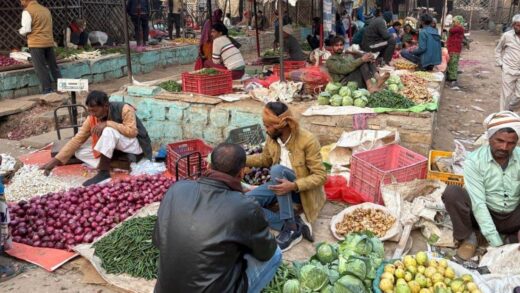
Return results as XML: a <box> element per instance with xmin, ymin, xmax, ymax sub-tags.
<box><xmin>446</xmin><ymin>16</ymin><xmax>465</xmax><ymax>88</ymax></box>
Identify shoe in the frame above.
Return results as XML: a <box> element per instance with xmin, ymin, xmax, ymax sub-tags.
<box><xmin>297</xmin><ymin>214</ymin><xmax>314</xmax><ymax>242</ymax></box>
<box><xmin>456</xmin><ymin>240</ymin><xmax>477</xmax><ymax>260</ymax></box>
<box><xmin>276</xmin><ymin>222</ymin><xmax>303</xmax><ymax>252</ymax></box>
<box><xmin>82</xmin><ymin>170</ymin><xmax>111</xmax><ymax>186</ymax></box>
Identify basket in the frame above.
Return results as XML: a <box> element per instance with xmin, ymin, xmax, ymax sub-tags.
<box><xmin>427</xmin><ymin>150</ymin><xmax>464</xmax><ymax>187</ymax></box>
<box><xmin>272</xmin><ymin>61</ymin><xmax>306</xmax><ymax>76</ymax></box>
<box><xmin>181</xmin><ymin>69</ymin><xmax>233</xmax><ymax>96</ymax></box>
<box><xmin>349</xmin><ymin>144</ymin><xmax>428</xmax><ymax>204</ymax></box>
<box><xmin>225</xmin><ymin>124</ymin><xmax>265</xmax><ymax>146</ymax></box>
<box><xmin>166</xmin><ymin>139</ymin><xmax>213</xmax><ymax>180</ymax></box>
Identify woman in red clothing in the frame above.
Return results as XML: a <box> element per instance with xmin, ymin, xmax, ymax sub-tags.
<box><xmin>446</xmin><ymin>16</ymin><xmax>465</xmax><ymax>87</ymax></box>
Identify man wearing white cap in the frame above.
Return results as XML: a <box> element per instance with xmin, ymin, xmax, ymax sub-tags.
<box><xmin>281</xmin><ymin>25</ymin><xmax>306</xmax><ymax>62</ymax></box>
<box><xmin>442</xmin><ymin>111</ymin><xmax>520</xmax><ymax>260</ymax></box>
<box><xmin>495</xmin><ymin>14</ymin><xmax>520</xmax><ymax>111</ymax></box>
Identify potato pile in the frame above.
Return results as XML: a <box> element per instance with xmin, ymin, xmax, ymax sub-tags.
<box><xmin>400</xmin><ymin>74</ymin><xmax>433</xmax><ymax>104</ymax></box>
<box><xmin>379</xmin><ymin>252</ymin><xmax>483</xmax><ymax>293</ymax></box>
<box><xmin>335</xmin><ymin>208</ymin><xmax>396</xmax><ymax>237</ymax></box>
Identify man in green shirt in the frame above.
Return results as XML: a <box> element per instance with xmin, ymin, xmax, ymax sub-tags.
<box><xmin>443</xmin><ymin>111</ymin><xmax>520</xmax><ymax>260</ymax></box>
<box><xmin>325</xmin><ymin>36</ymin><xmax>388</xmax><ymax>93</ymax></box>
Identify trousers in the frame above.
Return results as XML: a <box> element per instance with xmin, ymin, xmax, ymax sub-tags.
<box><xmin>500</xmin><ymin>71</ymin><xmax>520</xmax><ymax>111</ymax></box>
<box><xmin>339</xmin><ymin>62</ymin><xmax>377</xmax><ymax>88</ymax></box>
<box><xmin>245</xmin><ymin>247</ymin><xmax>282</xmax><ymax>293</ymax></box>
<box><xmin>29</xmin><ymin>47</ymin><xmax>62</xmax><ymax>93</ymax></box>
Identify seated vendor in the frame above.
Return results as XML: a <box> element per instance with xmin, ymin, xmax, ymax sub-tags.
<box><xmin>41</xmin><ymin>91</ymin><xmax>152</xmax><ymax>186</ymax></box>
<box><xmin>400</xmin><ymin>14</ymin><xmax>441</xmax><ymax>71</ymax></box>
<box><xmin>65</xmin><ymin>19</ymin><xmax>89</xmax><ymax>49</ymax></box>
<box><xmin>326</xmin><ymin>36</ymin><xmax>389</xmax><ymax>93</ymax></box>
<box><xmin>204</xmin><ymin>23</ymin><xmax>245</xmax><ymax>80</ymax></box>
<box><xmin>442</xmin><ymin>111</ymin><xmax>520</xmax><ymax>260</ymax></box>
<box><xmin>282</xmin><ymin>25</ymin><xmax>306</xmax><ymax>61</ymax></box>
<box><xmin>245</xmin><ymin>102</ymin><xmax>327</xmax><ymax>251</ymax></box>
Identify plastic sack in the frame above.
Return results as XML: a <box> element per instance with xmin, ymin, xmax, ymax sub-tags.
<box><xmin>88</xmin><ymin>31</ymin><xmax>108</xmax><ymax>46</ymax></box>
<box><xmin>287</xmin><ymin>66</ymin><xmax>330</xmax><ymax>85</ymax></box>
<box><xmin>324</xmin><ymin>175</ymin><xmax>347</xmax><ymax>201</ymax></box>
<box><xmin>130</xmin><ymin>160</ymin><xmax>166</xmax><ymax>176</ymax></box>
<box><xmin>330</xmin><ymin>202</ymin><xmax>401</xmax><ymax>241</ymax></box>
<box><xmin>435</xmin><ymin>47</ymin><xmax>449</xmax><ymax>72</ymax></box>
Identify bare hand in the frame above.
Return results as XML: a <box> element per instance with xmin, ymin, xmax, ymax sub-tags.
<box><xmin>268</xmin><ymin>178</ymin><xmax>297</xmax><ymax>196</ymax></box>
<box><xmin>40</xmin><ymin>158</ymin><xmax>61</xmax><ymax>176</ymax></box>
<box><xmin>91</xmin><ymin>122</ymin><xmax>107</xmax><ymax>137</ymax></box>
<box><xmin>361</xmin><ymin>53</ymin><xmax>374</xmax><ymax>63</ymax></box>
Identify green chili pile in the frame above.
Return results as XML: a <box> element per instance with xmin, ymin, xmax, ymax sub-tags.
<box><xmin>367</xmin><ymin>89</ymin><xmax>415</xmax><ymax>109</ymax></box>
<box><xmin>93</xmin><ymin>215</ymin><xmax>159</xmax><ymax>280</ymax></box>
<box><xmin>262</xmin><ymin>263</ymin><xmax>296</xmax><ymax>293</ymax></box>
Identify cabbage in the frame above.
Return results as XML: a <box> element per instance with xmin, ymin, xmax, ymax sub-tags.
<box><xmin>318</xmin><ymin>95</ymin><xmax>330</xmax><ymax>105</ymax></box>
<box><xmin>387</xmin><ymin>74</ymin><xmax>401</xmax><ymax>85</ymax></box>
<box><xmin>344</xmin><ymin>256</ymin><xmax>367</xmax><ymax>280</ymax></box>
<box><xmin>299</xmin><ymin>264</ymin><xmax>329</xmax><ymax>291</ymax></box>
<box><xmin>368</xmin><ymin>237</ymin><xmax>384</xmax><ymax>258</ymax></box>
<box><xmin>331</xmin><ymin>94</ymin><xmax>343</xmax><ymax>106</ymax></box>
<box><xmin>321</xmin><ymin>285</ymin><xmax>334</xmax><ymax>293</ymax></box>
<box><xmin>346</xmin><ymin>81</ymin><xmax>358</xmax><ymax>92</ymax></box>
<box><xmin>342</xmin><ymin>96</ymin><xmax>354</xmax><ymax>106</ymax></box>
<box><xmin>352</xmin><ymin>90</ymin><xmax>365</xmax><ymax>99</ymax></box>
<box><xmin>316</xmin><ymin>243</ymin><xmax>337</xmax><ymax>264</ymax></box>
<box><xmin>354</xmin><ymin>98</ymin><xmax>367</xmax><ymax>108</ymax></box>
<box><xmin>339</xmin><ymin>86</ymin><xmax>351</xmax><ymax>97</ymax></box>
<box><xmin>282</xmin><ymin>279</ymin><xmax>301</xmax><ymax>293</ymax></box>
<box><xmin>333</xmin><ymin>274</ymin><xmax>368</xmax><ymax>293</ymax></box>
<box><xmin>325</xmin><ymin>82</ymin><xmax>341</xmax><ymax>94</ymax></box>
<box><xmin>339</xmin><ymin>233</ymin><xmax>371</xmax><ymax>256</ymax></box>
<box><xmin>398</xmin><ymin>82</ymin><xmax>404</xmax><ymax>90</ymax></box>
<box><xmin>319</xmin><ymin>91</ymin><xmax>331</xmax><ymax>98</ymax></box>
<box><xmin>357</xmin><ymin>88</ymin><xmax>370</xmax><ymax>97</ymax></box>
<box><xmin>388</xmin><ymin>83</ymin><xmax>399</xmax><ymax>93</ymax></box>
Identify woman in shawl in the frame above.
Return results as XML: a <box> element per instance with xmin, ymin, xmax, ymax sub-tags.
<box><xmin>199</xmin><ymin>9</ymin><xmax>223</xmax><ymax>61</ymax></box>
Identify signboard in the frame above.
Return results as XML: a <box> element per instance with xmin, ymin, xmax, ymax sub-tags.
<box><xmin>57</xmin><ymin>79</ymin><xmax>89</xmax><ymax>92</ymax></box>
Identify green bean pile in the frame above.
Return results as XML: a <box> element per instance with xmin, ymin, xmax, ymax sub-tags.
<box><xmin>93</xmin><ymin>215</ymin><xmax>159</xmax><ymax>280</ymax></box>
<box><xmin>262</xmin><ymin>263</ymin><xmax>295</xmax><ymax>293</ymax></box>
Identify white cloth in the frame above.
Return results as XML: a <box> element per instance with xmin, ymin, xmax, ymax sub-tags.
<box><xmin>19</xmin><ymin>10</ymin><xmax>32</xmax><ymax>36</ymax></box>
<box><xmin>483</xmin><ymin>111</ymin><xmax>520</xmax><ymax>138</ymax></box>
<box><xmin>223</xmin><ymin>17</ymin><xmax>232</xmax><ymax>28</ymax></box>
<box><xmin>277</xmin><ymin>135</ymin><xmax>293</xmax><ymax>170</ymax></box>
<box><xmin>74</xmin><ymin>127</ymin><xmax>143</xmax><ymax>168</ymax></box>
<box><xmin>495</xmin><ymin>30</ymin><xmax>520</xmax><ymax>75</ymax></box>
<box><xmin>444</xmin><ymin>14</ymin><xmax>453</xmax><ymax>28</ymax></box>
<box><xmin>500</xmin><ymin>71</ymin><xmax>520</xmax><ymax>111</ymax></box>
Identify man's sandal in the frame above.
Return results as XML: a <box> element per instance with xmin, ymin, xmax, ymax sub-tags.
<box><xmin>456</xmin><ymin>241</ymin><xmax>477</xmax><ymax>261</ymax></box>
<box><xmin>0</xmin><ymin>264</ymin><xmax>24</xmax><ymax>283</ymax></box>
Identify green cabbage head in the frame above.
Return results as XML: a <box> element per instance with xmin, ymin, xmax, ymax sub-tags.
<box><xmin>354</xmin><ymin>98</ymin><xmax>368</xmax><ymax>108</ymax></box>
<box><xmin>331</xmin><ymin>94</ymin><xmax>343</xmax><ymax>106</ymax></box>
<box><xmin>346</xmin><ymin>81</ymin><xmax>358</xmax><ymax>91</ymax></box>
<box><xmin>318</xmin><ymin>95</ymin><xmax>330</xmax><ymax>105</ymax></box>
<box><xmin>339</xmin><ymin>86</ymin><xmax>351</xmax><ymax>97</ymax></box>
<box><xmin>333</xmin><ymin>274</ymin><xmax>368</xmax><ymax>293</ymax></box>
<box><xmin>282</xmin><ymin>279</ymin><xmax>300</xmax><ymax>293</ymax></box>
<box><xmin>342</xmin><ymin>96</ymin><xmax>354</xmax><ymax>106</ymax></box>
<box><xmin>316</xmin><ymin>243</ymin><xmax>337</xmax><ymax>264</ymax></box>
<box><xmin>299</xmin><ymin>264</ymin><xmax>329</xmax><ymax>291</ymax></box>
<box><xmin>388</xmin><ymin>83</ymin><xmax>399</xmax><ymax>93</ymax></box>
<box><xmin>387</xmin><ymin>74</ymin><xmax>401</xmax><ymax>85</ymax></box>
<box><xmin>325</xmin><ymin>82</ymin><xmax>341</xmax><ymax>94</ymax></box>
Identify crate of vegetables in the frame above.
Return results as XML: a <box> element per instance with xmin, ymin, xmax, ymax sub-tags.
<box><xmin>349</xmin><ymin>144</ymin><xmax>427</xmax><ymax>204</ymax></box>
<box><xmin>181</xmin><ymin>68</ymin><xmax>232</xmax><ymax>96</ymax></box>
<box><xmin>166</xmin><ymin>139</ymin><xmax>213</xmax><ymax>180</ymax></box>
<box><xmin>241</xmin><ymin>144</ymin><xmax>271</xmax><ymax>186</ymax></box>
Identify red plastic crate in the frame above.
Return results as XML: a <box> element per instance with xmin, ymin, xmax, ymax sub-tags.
<box><xmin>349</xmin><ymin>144</ymin><xmax>428</xmax><ymax>204</ymax></box>
<box><xmin>181</xmin><ymin>69</ymin><xmax>233</xmax><ymax>96</ymax></box>
<box><xmin>273</xmin><ymin>61</ymin><xmax>306</xmax><ymax>76</ymax></box>
<box><xmin>166</xmin><ymin>139</ymin><xmax>213</xmax><ymax>180</ymax></box>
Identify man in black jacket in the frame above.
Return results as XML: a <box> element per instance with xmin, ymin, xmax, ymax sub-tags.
<box><xmin>361</xmin><ymin>9</ymin><xmax>396</xmax><ymax>65</ymax></box>
<box><xmin>127</xmin><ymin>0</ymin><xmax>150</xmax><ymax>46</ymax></box>
<box><xmin>153</xmin><ymin>143</ymin><xmax>281</xmax><ymax>293</ymax></box>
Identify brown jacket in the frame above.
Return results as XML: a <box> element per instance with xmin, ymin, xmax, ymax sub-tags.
<box><xmin>246</xmin><ymin>127</ymin><xmax>327</xmax><ymax>223</ymax></box>
<box><xmin>55</xmin><ymin>105</ymin><xmax>138</xmax><ymax>164</ymax></box>
<box><xmin>25</xmin><ymin>1</ymin><xmax>55</xmax><ymax>48</ymax></box>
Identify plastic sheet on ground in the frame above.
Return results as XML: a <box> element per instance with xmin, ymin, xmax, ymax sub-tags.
<box><xmin>372</xmin><ymin>101</ymin><xmax>438</xmax><ymax>114</ymax></box>
<box><xmin>302</xmin><ymin>105</ymin><xmax>375</xmax><ymax>116</ymax></box>
<box><xmin>381</xmin><ymin>179</ymin><xmax>456</xmax><ymax>247</ymax></box>
<box><xmin>6</xmin><ymin>242</ymin><xmax>78</xmax><ymax>272</ymax></box>
<box><xmin>74</xmin><ymin>203</ymin><xmax>160</xmax><ymax>293</ymax></box>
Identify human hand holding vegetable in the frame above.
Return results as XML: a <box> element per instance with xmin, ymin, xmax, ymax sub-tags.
<box><xmin>268</xmin><ymin>178</ymin><xmax>297</xmax><ymax>195</ymax></box>
<box><xmin>40</xmin><ymin>158</ymin><xmax>61</xmax><ymax>176</ymax></box>
<box><xmin>91</xmin><ymin>122</ymin><xmax>107</xmax><ymax>136</ymax></box>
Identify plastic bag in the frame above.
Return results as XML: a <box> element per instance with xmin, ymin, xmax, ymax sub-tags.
<box><xmin>288</xmin><ymin>66</ymin><xmax>330</xmax><ymax>85</ymax></box>
<box><xmin>130</xmin><ymin>160</ymin><xmax>166</xmax><ymax>176</ymax></box>
<box><xmin>324</xmin><ymin>175</ymin><xmax>347</xmax><ymax>201</ymax></box>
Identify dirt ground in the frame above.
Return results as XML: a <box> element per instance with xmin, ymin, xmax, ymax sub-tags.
<box><xmin>0</xmin><ymin>31</ymin><xmax>503</xmax><ymax>292</ymax></box>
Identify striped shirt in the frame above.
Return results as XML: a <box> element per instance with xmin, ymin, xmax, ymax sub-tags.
<box><xmin>212</xmin><ymin>36</ymin><xmax>245</xmax><ymax>70</ymax></box>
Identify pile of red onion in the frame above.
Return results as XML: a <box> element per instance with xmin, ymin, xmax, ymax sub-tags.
<box><xmin>0</xmin><ymin>55</ymin><xmax>22</xmax><ymax>67</ymax></box>
<box><xmin>8</xmin><ymin>174</ymin><xmax>173</xmax><ymax>250</ymax></box>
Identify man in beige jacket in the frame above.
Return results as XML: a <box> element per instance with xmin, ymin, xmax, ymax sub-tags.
<box><xmin>18</xmin><ymin>0</ymin><xmax>62</xmax><ymax>94</ymax></box>
<box><xmin>246</xmin><ymin>102</ymin><xmax>327</xmax><ymax>252</ymax></box>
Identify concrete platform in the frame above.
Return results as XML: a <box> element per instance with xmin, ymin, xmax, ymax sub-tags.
<box><xmin>20</xmin><ymin>128</ymin><xmax>74</xmax><ymax>149</ymax></box>
<box><xmin>0</xmin><ymin>99</ymin><xmax>37</xmax><ymax>117</ymax></box>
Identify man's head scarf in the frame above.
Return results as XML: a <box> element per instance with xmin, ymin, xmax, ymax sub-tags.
<box><xmin>262</xmin><ymin>105</ymin><xmax>299</xmax><ymax>132</ymax></box>
<box><xmin>483</xmin><ymin>111</ymin><xmax>520</xmax><ymax>139</ymax></box>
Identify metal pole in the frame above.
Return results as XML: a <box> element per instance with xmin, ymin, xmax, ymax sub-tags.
<box><xmin>253</xmin><ymin>0</ymin><xmax>261</xmax><ymax>57</ymax></box>
<box><xmin>71</xmin><ymin>92</ymin><xmax>78</xmax><ymax>135</ymax></box>
<box><xmin>278</xmin><ymin>0</ymin><xmax>285</xmax><ymax>82</ymax></box>
<box><xmin>319</xmin><ymin>0</ymin><xmax>324</xmax><ymax>49</ymax></box>
<box><xmin>168</xmin><ymin>0</ymin><xmax>174</xmax><ymax>39</ymax></box>
<box><xmin>440</xmin><ymin>0</ymin><xmax>447</xmax><ymax>34</ymax></box>
<box><xmin>208</xmin><ymin>0</ymin><xmax>213</xmax><ymax>26</ymax></box>
<box><xmin>122</xmin><ymin>0</ymin><xmax>133</xmax><ymax>83</ymax></box>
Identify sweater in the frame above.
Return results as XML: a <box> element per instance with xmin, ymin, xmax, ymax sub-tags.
<box><xmin>446</xmin><ymin>25</ymin><xmax>464</xmax><ymax>54</ymax></box>
<box><xmin>24</xmin><ymin>1</ymin><xmax>55</xmax><ymax>48</ymax></box>
<box><xmin>212</xmin><ymin>36</ymin><xmax>245</xmax><ymax>70</ymax></box>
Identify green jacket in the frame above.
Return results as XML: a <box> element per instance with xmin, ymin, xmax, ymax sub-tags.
<box><xmin>246</xmin><ymin>127</ymin><xmax>327</xmax><ymax>223</ymax></box>
<box><xmin>326</xmin><ymin>53</ymin><xmax>364</xmax><ymax>83</ymax></box>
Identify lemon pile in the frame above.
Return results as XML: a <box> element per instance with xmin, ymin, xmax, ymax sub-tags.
<box><xmin>378</xmin><ymin>252</ymin><xmax>482</xmax><ymax>293</ymax></box>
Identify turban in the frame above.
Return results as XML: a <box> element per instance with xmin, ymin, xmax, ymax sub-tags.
<box><xmin>262</xmin><ymin>106</ymin><xmax>299</xmax><ymax>131</ymax></box>
<box><xmin>483</xmin><ymin>111</ymin><xmax>520</xmax><ymax>138</ymax></box>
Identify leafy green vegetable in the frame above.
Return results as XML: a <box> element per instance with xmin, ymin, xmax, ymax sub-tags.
<box><xmin>386</xmin><ymin>74</ymin><xmax>401</xmax><ymax>85</ymax></box>
<box><xmin>346</xmin><ymin>81</ymin><xmax>358</xmax><ymax>92</ymax></box>
<box><xmin>339</xmin><ymin>86</ymin><xmax>351</xmax><ymax>97</ymax></box>
<box><xmin>367</xmin><ymin>89</ymin><xmax>415</xmax><ymax>109</ymax></box>
<box><xmin>331</xmin><ymin>94</ymin><xmax>343</xmax><ymax>106</ymax></box>
<box><xmin>228</xmin><ymin>28</ymin><xmax>245</xmax><ymax>37</ymax></box>
<box><xmin>333</xmin><ymin>274</ymin><xmax>368</xmax><ymax>293</ymax></box>
<box><xmin>318</xmin><ymin>96</ymin><xmax>330</xmax><ymax>105</ymax></box>
<box><xmin>299</xmin><ymin>264</ymin><xmax>329</xmax><ymax>291</ymax></box>
<box><xmin>354</xmin><ymin>97</ymin><xmax>368</xmax><ymax>107</ymax></box>
<box><xmin>192</xmin><ymin>68</ymin><xmax>220</xmax><ymax>75</ymax></box>
<box><xmin>388</xmin><ymin>83</ymin><xmax>400</xmax><ymax>93</ymax></box>
<box><xmin>262</xmin><ymin>263</ymin><xmax>296</xmax><ymax>293</ymax></box>
<box><xmin>316</xmin><ymin>243</ymin><xmax>337</xmax><ymax>264</ymax></box>
<box><xmin>282</xmin><ymin>279</ymin><xmax>300</xmax><ymax>293</ymax></box>
<box><xmin>325</xmin><ymin>82</ymin><xmax>341</xmax><ymax>95</ymax></box>
<box><xmin>321</xmin><ymin>285</ymin><xmax>334</xmax><ymax>293</ymax></box>
<box><xmin>342</xmin><ymin>96</ymin><xmax>354</xmax><ymax>106</ymax></box>
<box><xmin>159</xmin><ymin>80</ymin><xmax>182</xmax><ymax>92</ymax></box>
<box><xmin>344</xmin><ymin>256</ymin><xmax>367</xmax><ymax>280</ymax></box>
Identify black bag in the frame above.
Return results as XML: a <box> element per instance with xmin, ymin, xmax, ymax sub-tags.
<box><xmin>228</xmin><ymin>36</ymin><xmax>242</xmax><ymax>49</ymax></box>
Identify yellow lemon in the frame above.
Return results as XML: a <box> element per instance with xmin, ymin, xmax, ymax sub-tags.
<box><xmin>432</xmin><ymin>273</ymin><xmax>444</xmax><ymax>284</ymax></box>
<box><xmin>405</xmin><ymin>271</ymin><xmax>414</xmax><ymax>281</ymax></box>
<box><xmin>385</xmin><ymin>264</ymin><xmax>396</xmax><ymax>275</ymax></box>
<box><xmin>444</xmin><ymin>267</ymin><xmax>456</xmax><ymax>279</ymax></box>
<box><xmin>415</xmin><ymin>273</ymin><xmax>428</xmax><ymax>288</ymax></box>
<box><xmin>382</xmin><ymin>272</ymin><xmax>395</xmax><ymax>284</ymax></box>
<box><xmin>434</xmin><ymin>282</ymin><xmax>447</xmax><ymax>289</ymax></box>
<box><xmin>419</xmin><ymin>289</ymin><xmax>431</xmax><ymax>293</ymax></box>
<box><xmin>461</xmin><ymin>274</ymin><xmax>473</xmax><ymax>283</ymax></box>
<box><xmin>438</xmin><ymin>259</ymin><xmax>448</xmax><ymax>268</ymax></box>
<box><xmin>424</xmin><ymin>267</ymin><xmax>437</xmax><ymax>278</ymax></box>
<box><xmin>404</xmin><ymin>255</ymin><xmax>417</xmax><ymax>268</ymax></box>
<box><xmin>444</xmin><ymin>277</ymin><xmax>452</xmax><ymax>286</ymax></box>
<box><xmin>466</xmin><ymin>282</ymin><xmax>478</xmax><ymax>291</ymax></box>
<box><xmin>416</xmin><ymin>251</ymin><xmax>429</xmax><ymax>266</ymax></box>
<box><xmin>418</xmin><ymin>265</ymin><xmax>426</xmax><ymax>274</ymax></box>
<box><xmin>379</xmin><ymin>278</ymin><xmax>394</xmax><ymax>291</ymax></box>
<box><xmin>397</xmin><ymin>278</ymin><xmax>408</xmax><ymax>287</ymax></box>
<box><xmin>395</xmin><ymin>268</ymin><xmax>406</xmax><ymax>279</ymax></box>
<box><xmin>407</xmin><ymin>266</ymin><xmax>418</xmax><ymax>276</ymax></box>
<box><xmin>408</xmin><ymin>280</ymin><xmax>421</xmax><ymax>293</ymax></box>
<box><xmin>429</xmin><ymin>259</ymin><xmax>439</xmax><ymax>268</ymax></box>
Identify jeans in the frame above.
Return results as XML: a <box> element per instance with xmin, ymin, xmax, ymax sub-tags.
<box><xmin>400</xmin><ymin>49</ymin><xmax>421</xmax><ymax>65</ymax></box>
<box><xmin>29</xmin><ymin>47</ymin><xmax>62</xmax><ymax>93</ymax></box>
<box><xmin>245</xmin><ymin>247</ymin><xmax>282</xmax><ymax>293</ymax></box>
<box><xmin>246</xmin><ymin>165</ymin><xmax>301</xmax><ymax>231</ymax></box>
<box><xmin>131</xmin><ymin>15</ymin><xmax>150</xmax><ymax>45</ymax></box>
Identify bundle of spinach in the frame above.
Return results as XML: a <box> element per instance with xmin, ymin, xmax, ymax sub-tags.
<box><xmin>159</xmin><ymin>80</ymin><xmax>182</xmax><ymax>92</ymax></box>
<box><xmin>367</xmin><ymin>89</ymin><xmax>415</xmax><ymax>109</ymax></box>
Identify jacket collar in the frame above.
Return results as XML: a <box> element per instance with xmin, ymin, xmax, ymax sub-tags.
<box><xmin>201</xmin><ymin>170</ymin><xmax>243</xmax><ymax>192</ymax></box>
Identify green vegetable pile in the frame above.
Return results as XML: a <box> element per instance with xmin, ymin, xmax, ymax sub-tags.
<box><xmin>317</xmin><ymin>81</ymin><xmax>369</xmax><ymax>107</ymax></box>
<box><xmin>263</xmin><ymin>232</ymin><xmax>385</xmax><ymax>293</ymax></box>
<box><xmin>263</xmin><ymin>49</ymin><xmax>281</xmax><ymax>57</ymax></box>
<box><xmin>367</xmin><ymin>89</ymin><xmax>415</xmax><ymax>109</ymax></box>
<box><xmin>55</xmin><ymin>47</ymin><xmax>84</xmax><ymax>59</ymax></box>
<box><xmin>159</xmin><ymin>80</ymin><xmax>182</xmax><ymax>92</ymax></box>
<box><xmin>93</xmin><ymin>215</ymin><xmax>159</xmax><ymax>280</ymax></box>
<box><xmin>228</xmin><ymin>28</ymin><xmax>245</xmax><ymax>37</ymax></box>
<box><xmin>384</xmin><ymin>74</ymin><xmax>404</xmax><ymax>94</ymax></box>
<box><xmin>192</xmin><ymin>68</ymin><xmax>220</xmax><ymax>75</ymax></box>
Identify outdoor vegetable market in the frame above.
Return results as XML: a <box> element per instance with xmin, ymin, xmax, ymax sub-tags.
<box><xmin>1</xmin><ymin>0</ymin><xmax>520</xmax><ymax>292</ymax></box>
